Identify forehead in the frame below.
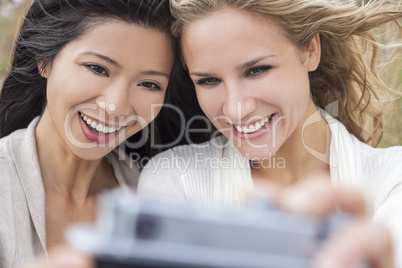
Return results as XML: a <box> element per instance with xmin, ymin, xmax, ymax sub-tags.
<box><xmin>181</xmin><ymin>8</ymin><xmax>293</xmax><ymax>67</ymax></box>
<box><xmin>55</xmin><ymin>19</ymin><xmax>173</xmax><ymax>69</ymax></box>
<box><xmin>183</xmin><ymin>7</ymin><xmax>286</xmax><ymax>40</ymax></box>
<box><xmin>72</xmin><ymin>19</ymin><xmax>171</xmax><ymax>50</ymax></box>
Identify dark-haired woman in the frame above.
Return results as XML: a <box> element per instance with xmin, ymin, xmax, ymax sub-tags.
<box><xmin>0</xmin><ymin>0</ymin><xmax>175</xmax><ymax>266</ymax></box>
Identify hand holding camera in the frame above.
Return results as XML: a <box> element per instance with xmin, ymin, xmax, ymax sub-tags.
<box><xmin>66</xmin><ymin>178</ymin><xmax>377</xmax><ymax>268</ymax></box>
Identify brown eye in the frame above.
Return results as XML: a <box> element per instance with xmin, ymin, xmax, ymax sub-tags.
<box><xmin>138</xmin><ymin>81</ymin><xmax>162</xmax><ymax>91</ymax></box>
<box><xmin>86</xmin><ymin>64</ymin><xmax>109</xmax><ymax>77</ymax></box>
<box><xmin>196</xmin><ymin>77</ymin><xmax>221</xmax><ymax>87</ymax></box>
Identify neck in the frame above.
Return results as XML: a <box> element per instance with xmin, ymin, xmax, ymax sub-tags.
<box><xmin>252</xmin><ymin>103</ymin><xmax>331</xmax><ymax>186</ymax></box>
<box><xmin>35</xmin><ymin>111</ymin><xmax>116</xmax><ymax>203</ymax></box>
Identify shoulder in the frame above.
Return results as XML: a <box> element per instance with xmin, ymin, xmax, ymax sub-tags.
<box><xmin>359</xmin><ymin>144</ymin><xmax>402</xmax><ymax>173</ymax></box>
<box><xmin>0</xmin><ymin>156</ymin><xmax>16</xmax><ymax>267</ymax></box>
<box><xmin>0</xmin><ymin>120</ymin><xmax>41</xmax><ymax>213</ymax></box>
<box><xmin>0</xmin><ymin>128</ymin><xmax>27</xmax><ymax>180</ymax></box>
<box><xmin>326</xmin><ymin>112</ymin><xmax>402</xmax><ymax>208</ymax></box>
<box><xmin>349</xmin><ymin>133</ymin><xmax>402</xmax><ymax>180</ymax></box>
<box><xmin>0</xmin><ymin>117</ymin><xmax>39</xmax><ymax>163</ymax></box>
<box><xmin>325</xmin><ymin>109</ymin><xmax>401</xmax><ymax>178</ymax></box>
<box><xmin>138</xmin><ymin>136</ymin><xmax>227</xmax><ymax>200</ymax></box>
<box><xmin>360</xmin><ymin>144</ymin><xmax>402</xmax><ymax>200</ymax></box>
<box><xmin>0</xmin><ymin>128</ymin><xmax>24</xmax><ymax>158</ymax></box>
<box><xmin>348</xmin><ymin>136</ymin><xmax>402</xmax><ymax>213</ymax></box>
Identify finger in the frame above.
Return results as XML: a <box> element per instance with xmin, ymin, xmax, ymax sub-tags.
<box><xmin>51</xmin><ymin>246</ymin><xmax>94</xmax><ymax>268</ymax></box>
<box><xmin>313</xmin><ymin>221</ymin><xmax>394</xmax><ymax>268</ymax></box>
<box><xmin>21</xmin><ymin>245</ymin><xmax>94</xmax><ymax>268</ymax></box>
<box><xmin>278</xmin><ymin>175</ymin><xmax>367</xmax><ymax>217</ymax></box>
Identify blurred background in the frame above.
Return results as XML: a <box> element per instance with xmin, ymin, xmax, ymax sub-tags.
<box><xmin>0</xmin><ymin>0</ymin><xmax>400</xmax><ymax>147</ymax></box>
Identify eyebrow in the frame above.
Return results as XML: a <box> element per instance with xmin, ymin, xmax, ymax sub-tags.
<box><xmin>238</xmin><ymin>55</ymin><xmax>276</xmax><ymax>70</ymax></box>
<box><xmin>81</xmin><ymin>51</ymin><xmax>122</xmax><ymax>68</ymax></box>
<box><xmin>141</xmin><ymin>70</ymin><xmax>170</xmax><ymax>79</ymax></box>
<box><xmin>189</xmin><ymin>55</ymin><xmax>276</xmax><ymax>78</ymax></box>
<box><xmin>81</xmin><ymin>52</ymin><xmax>169</xmax><ymax>78</ymax></box>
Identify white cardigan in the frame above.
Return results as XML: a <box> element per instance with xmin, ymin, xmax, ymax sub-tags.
<box><xmin>138</xmin><ymin>110</ymin><xmax>402</xmax><ymax>266</ymax></box>
<box><xmin>0</xmin><ymin>117</ymin><xmax>140</xmax><ymax>268</ymax></box>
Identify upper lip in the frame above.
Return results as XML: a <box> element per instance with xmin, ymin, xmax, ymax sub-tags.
<box><xmin>229</xmin><ymin>113</ymin><xmax>274</xmax><ymax>128</ymax></box>
<box><xmin>79</xmin><ymin>112</ymin><xmax>126</xmax><ymax>128</ymax></box>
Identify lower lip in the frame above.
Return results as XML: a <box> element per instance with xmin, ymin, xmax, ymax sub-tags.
<box><xmin>78</xmin><ymin>114</ymin><xmax>120</xmax><ymax>144</ymax></box>
<box><xmin>231</xmin><ymin>114</ymin><xmax>276</xmax><ymax>140</ymax></box>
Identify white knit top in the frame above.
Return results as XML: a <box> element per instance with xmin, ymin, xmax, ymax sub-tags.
<box><xmin>138</xmin><ymin>110</ymin><xmax>402</xmax><ymax>266</ymax></box>
<box><xmin>0</xmin><ymin>117</ymin><xmax>140</xmax><ymax>268</ymax></box>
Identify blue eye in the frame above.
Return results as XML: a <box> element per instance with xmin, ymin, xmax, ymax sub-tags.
<box><xmin>196</xmin><ymin>77</ymin><xmax>221</xmax><ymax>88</ymax></box>
<box><xmin>86</xmin><ymin>64</ymin><xmax>109</xmax><ymax>77</ymax></box>
<box><xmin>138</xmin><ymin>81</ymin><xmax>162</xmax><ymax>91</ymax></box>
<box><xmin>246</xmin><ymin>66</ymin><xmax>272</xmax><ymax>77</ymax></box>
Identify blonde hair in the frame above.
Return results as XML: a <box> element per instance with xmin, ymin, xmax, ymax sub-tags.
<box><xmin>170</xmin><ymin>0</ymin><xmax>402</xmax><ymax>147</ymax></box>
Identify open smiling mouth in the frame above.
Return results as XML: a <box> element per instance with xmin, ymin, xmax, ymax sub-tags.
<box><xmin>231</xmin><ymin>113</ymin><xmax>276</xmax><ymax>139</ymax></box>
<box><xmin>78</xmin><ymin>112</ymin><xmax>125</xmax><ymax>144</ymax></box>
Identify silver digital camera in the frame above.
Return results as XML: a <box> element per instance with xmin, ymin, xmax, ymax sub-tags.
<box><xmin>66</xmin><ymin>189</ymin><xmax>368</xmax><ymax>268</ymax></box>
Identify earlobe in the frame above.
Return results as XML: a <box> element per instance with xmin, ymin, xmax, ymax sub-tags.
<box><xmin>38</xmin><ymin>63</ymin><xmax>48</xmax><ymax>78</ymax></box>
<box><xmin>307</xmin><ymin>33</ymin><xmax>321</xmax><ymax>72</ymax></box>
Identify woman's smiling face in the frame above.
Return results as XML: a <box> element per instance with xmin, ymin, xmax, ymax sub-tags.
<box><xmin>41</xmin><ymin>19</ymin><xmax>173</xmax><ymax>160</ymax></box>
<box><xmin>181</xmin><ymin>8</ymin><xmax>321</xmax><ymax>159</ymax></box>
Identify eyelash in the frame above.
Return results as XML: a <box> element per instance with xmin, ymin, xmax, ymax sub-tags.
<box><xmin>196</xmin><ymin>77</ymin><xmax>221</xmax><ymax>88</ymax></box>
<box><xmin>85</xmin><ymin>64</ymin><xmax>162</xmax><ymax>91</ymax></box>
<box><xmin>85</xmin><ymin>64</ymin><xmax>109</xmax><ymax>77</ymax></box>
<box><xmin>195</xmin><ymin>65</ymin><xmax>272</xmax><ymax>88</ymax></box>
<box><xmin>245</xmin><ymin>65</ymin><xmax>272</xmax><ymax>77</ymax></box>
<box><xmin>138</xmin><ymin>81</ymin><xmax>162</xmax><ymax>91</ymax></box>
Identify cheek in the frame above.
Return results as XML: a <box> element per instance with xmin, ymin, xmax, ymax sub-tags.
<box><xmin>47</xmin><ymin>72</ymin><xmax>99</xmax><ymax>105</ymax></box>
<box><xmin>131</xmin><ymin>92</ymin><xmax>166</xmax><ymax>122</ymax></box>
<box><xmin>196</xmin><ymin>89</ymin><xmax>220</xmax><ymax>117</ymax></box>
<box><xmin>270</xmin><ymin>69</ymin><xmax>310</xmax><ymax>105</ymax></box>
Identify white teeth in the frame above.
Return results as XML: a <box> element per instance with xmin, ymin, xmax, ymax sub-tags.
<box><xmin>234</xmin><ymin>114</ymin><xmax>274</xmax><ymax>134</ymax></box>
<box><xmin>79</xmin><ymin>113</ymin><xmax>122</xmax><ymax>134</ymax></box>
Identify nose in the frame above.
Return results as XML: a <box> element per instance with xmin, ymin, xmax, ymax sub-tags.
<box><xmin>97</xmin><ymin>80</ymin><xmax>133</xmax><ymax>117</ymax></box>
<box><xmin>222</xmin><ymin>82</ymin><xmax>256</xmax><ymax>122</ymax></box>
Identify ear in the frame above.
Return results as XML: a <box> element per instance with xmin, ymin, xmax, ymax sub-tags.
<box><xmin>38</xmin><ymin>63</ymin><xmax>49</xmax><ymax>78</ymax></box>
<box><xmin>306</xmin><ymin>33</ymin><xmax>321</xmax><ymax>72</ymax></box>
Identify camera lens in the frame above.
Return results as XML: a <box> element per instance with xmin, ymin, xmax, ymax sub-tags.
<box><xmin>136</xmin><ymin>214</ymin><xmax>158</xmax><ymax>239</ymax></box>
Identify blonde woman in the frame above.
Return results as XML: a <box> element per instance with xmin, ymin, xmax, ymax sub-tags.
<box><xmin>138</xmin><ymin>0</ymin><xmax>402</xmax><ymax>267</ymax></box>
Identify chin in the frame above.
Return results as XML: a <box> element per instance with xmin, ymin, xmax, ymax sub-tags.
<box><xmin>235</xmin><ymin>145</ymin><xmax>279</xmax><ymax>161</ymax></box>
<box><xmin>71</xmin><ymin>146</ymin><xmax>114</xmax><ymax>161</ymax></box>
